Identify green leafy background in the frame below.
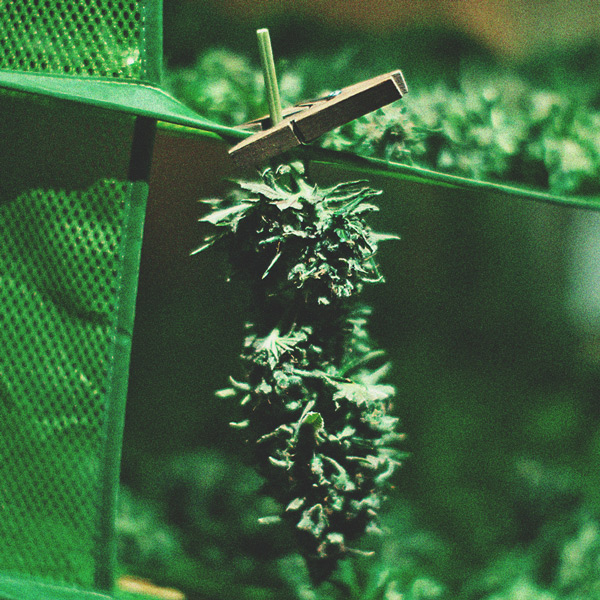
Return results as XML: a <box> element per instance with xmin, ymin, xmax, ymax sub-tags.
<box><xmin>118</xmin><ymin>8</ymin><xmax>600</xmax><ymax>600</ymax></box>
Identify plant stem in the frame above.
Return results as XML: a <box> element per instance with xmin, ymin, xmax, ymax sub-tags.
<box><xmin>257</xmin><ymin>28</ymin><xmax>283</xmax><ymax>126</ymax></box>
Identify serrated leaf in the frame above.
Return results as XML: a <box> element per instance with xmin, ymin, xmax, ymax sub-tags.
<box><xmin>286</xmin><ymin>497</ymin><xmax>305</xmax><ymax>512</ymax></box>
<box><xmin>334</xmin><ymin>190</ymin><xmax>382</xmax><ymax>216</ymax></box>
<box><xmin>336</xmin><ymin>425</ymin><xmax>357</xmax><ymax>439</ymax></box>
<box><xmin>256</xmin><ymin>327</ymin><xmax>309</xmax><ymax>369</ymax></box>
<box><xmin>302</xmin><ymin>411</ymin><xmax>324</xmax><ymax>431</ymax></box>
<box><xmin>371</xmin><ymin>232</ymin><xmax>401</xmax><ymax>243</ymax></box>
<box><xmin>347</xmin><ymin>547</ymin><xmax>376</xmax><ymax>557</ymax></box>
<box><xmin>310</xmin><ymin>454</ymin><xmax>325</xmax><ymax>480</ymax></box>
<box><xmin>269</xmin><ymin>456</ymin><xmax>290</xmax><ymax>469</ymax></box>
<box><xmin>257</xmin><ymin>424</ymin><xmax>294</xmax><ymax>444</ymax></box>
<box><xmin>322</xmin><ymin>455</ymin><xmax>356</xmax><ymax>492</ymax></box>
<box><xmin>326</xmin><ymin>180</ymin><xmax>373</xmax><ymax>202</ymax></box>
<box><xmin>357</xmin><ymin>362</ymin><xmax>391</xmax><ymax>385</ymax></box>
<box><xmin>199</xmin><ymin>202</ymin><xmax>252</xmax><ymax>225</ymax></box>
<box><xmin>258</xmin><ymin>516</ymin><xmax>282</xmax><ymax>525</ymax></box>
<box><xmin>228</xmin><ymin>377</ymin><xmax>250</xmax><ymax>391</ymax></box>
<box><xmin>352</xmin><ymin>202</ymin><xmax>380</xmax><ymax>214</ymax></box>
<box><xmin>371</xmin><ymin>415</ymin><xmax>399</xmax><ymax>432</ymax></box>
<box><xmin>335</xmin><ymin>228</ymin><xmax>351</xmax><ymax>242</ymax></box>
<box><xmin>190</xmin><ymin>238</ymin><xmax>218</xmax><ymax>255</ymax></box>
<box><xmin>238</xmin><ymin>180</ymin><xmax>286</xmax><ymax>200</ymax></box>
<box><xmin>347</xmin><ymin>454</ymin><xmax>384</xmax><ymax>469</ymax></box>
<box><xmin>238</xmin><ymin>179</ymin><xmax>305</xmax><ymax>209</ymax></box>
<box><xmin>338</xmin><ymin>349</ymin><xmax>386</xmax><ymax>377</ymax></box>
<box><xmin>375</xmin><ymin>459</ymin><xmax>400</xmax><ymax>484</ymax></box>
<box><xmin>326</xmin><ymin>532</ymin><xmax>345</xmax><ymax>546</ymax></box>
<box><xmin>333</xmin><ymin>381</ymin><xmax>393</xmax><ymax>406</ymax></box>
<box><xmin>262</xmin><ymin>251</ymin><xmax>282</xmax><ymax>279</ymax></box>
<box><xmin>297</xmin><ymin>504</ymin><xmax>328</xmax><ymax>538</ymax></box>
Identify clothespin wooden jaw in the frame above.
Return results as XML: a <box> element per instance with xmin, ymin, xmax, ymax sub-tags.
<box><xmin>229</xmin><ymin>70</ymin><xmax>408</xmax><ymax>169</ymax></box>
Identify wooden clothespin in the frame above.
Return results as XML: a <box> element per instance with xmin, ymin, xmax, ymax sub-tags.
<box><xmin>229</xmin><ymin>56</ymin><xmax>408</xmax><ymax>169</ymax></box>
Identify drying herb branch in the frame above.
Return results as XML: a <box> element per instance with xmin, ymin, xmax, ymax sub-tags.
<box><xmin>196</xmin><ymin>163</ymin><xmax>404</xmax><ymax>582</ymax></box>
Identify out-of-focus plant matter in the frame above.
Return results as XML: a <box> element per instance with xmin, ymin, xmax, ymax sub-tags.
<box><xmin>117</xmin><ymin>452</ymin><xmax>292</xmax><ymax>599</ymax></box>
<box><xmin>117</xmin><ymin>452</ymin><xmax>600</xmax><ymax>600</ymax></box>
<box><xmin>117</xmin><ymin>453</ymin><xmax>454</xmax><ymax>600</ymax></box>
<box><xmin>118</xmin><ymin>487</ymin><xmax>184</xmax><ymax>576</ymax></box>
<box><xmin>195</xmin><ymin>163</ymin><xmax>404</xmax><ymax>582</ymax></box>
<box><xmin>167</xmin><ymin>49</ymin><xmax>304</xmax><ymax>127</ymax></box>
<box><xmin>322</xmin><ymin>78</ymin><xmax>600</xmax><ymax>196</ymax></box>
<box><xmin>167</xmin><ymin>49</ymin><xmax>600</xmax><ymax>196</ymax></box>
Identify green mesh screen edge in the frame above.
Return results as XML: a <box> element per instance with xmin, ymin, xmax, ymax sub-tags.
<box><xmin>0</xmin><ymin>0</ymin><xmax>162</xmax><ymax>84</ymax></box>
<box><xmin>0</xmin><ymin>87</ymin><xmax>152</xmax><ymax>596</ymax></box>
<box><xmin>0</xmin><ymin>179</ymin><xmax>139</xmax><ymax>590</ymax></box>
<box><xmin>0</xmin><ymin>573</ymin><xmax>115</xmax><ymax>600</ymax></box>
<box><xmin>0</xmin><ymin>1</ymin><xmax>159</xmax><ymax>594</ymax></box>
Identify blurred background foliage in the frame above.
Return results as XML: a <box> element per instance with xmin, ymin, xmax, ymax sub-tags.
<box><xmin>119</xmin><ymin>1</ymin><xmax>600</xmax><ymax>598</ymax></box>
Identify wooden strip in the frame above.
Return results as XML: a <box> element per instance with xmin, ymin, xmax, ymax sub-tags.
<box><xmin>118</xmin><ymin>575</ymin><xmax>186</xmax><ymax>600</ymax></box>
<box><xmin>229</xmin><ymin>70</ymin><xmax>407</xmax><ymax>169</ymax></box>
<box><xmin>229</xmin><ymin>121</ymin><xmax>298</xmax><ymax>168</ymax></box>
<box><xmin>294</xmin><ymin>74</ymin><xmax>406</xmax><ymax>142</ymax></box>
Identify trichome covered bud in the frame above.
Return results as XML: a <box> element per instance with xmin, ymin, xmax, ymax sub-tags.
<box><xmin>197</xmin><ymin>163</ymin><xmax>404</xmax><ymax>582</ymax></box>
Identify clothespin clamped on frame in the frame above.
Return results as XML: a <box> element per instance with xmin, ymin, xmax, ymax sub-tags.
<box><xmin>229</xmin><ymin>30</ymin><xmax>407</xmax><ymax>169</ymax></box>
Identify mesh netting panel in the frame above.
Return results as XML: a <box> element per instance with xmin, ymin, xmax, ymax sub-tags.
<box><xmin>0</xmin><ymin>0</ymin><xmax>147</xmax><ymax>79</ymax></box>
<box><xmin>0</xmin><ymin>179</ymin><xmax>132</xmax><ymax>587</ymax></box>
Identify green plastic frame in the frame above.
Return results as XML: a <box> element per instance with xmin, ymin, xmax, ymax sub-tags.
<box><xmin>0</xmin><ymin>1</ymin><xmax>160</xmax><ymax>597</ymax></box>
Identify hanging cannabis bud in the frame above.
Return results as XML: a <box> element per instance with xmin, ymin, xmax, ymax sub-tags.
<box><xmin>196</xmin><ymin>163</ymin><xmax>404</xmax><ymax>582</ymax></box>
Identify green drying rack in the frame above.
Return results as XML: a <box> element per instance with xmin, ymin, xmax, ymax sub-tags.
<box><xmin>0</xmin><ymin>2</ymin><xmax>247</xmax><ymax>600</ymax></box>
<box><xmin>5</xmin><ymin>3</ymin><xmax>597</xmax><ymax>600</ymax></box>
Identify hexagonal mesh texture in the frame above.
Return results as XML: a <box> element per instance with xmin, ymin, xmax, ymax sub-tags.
<box><xmin>0</xmin><ymin>179</ymin><xmax>132</xmax><ymax>587</ymax></box>
<box><xmin>0</xmin><ymin>0</ymin><xmax>147</xmax><ymax>79</ymax></box>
